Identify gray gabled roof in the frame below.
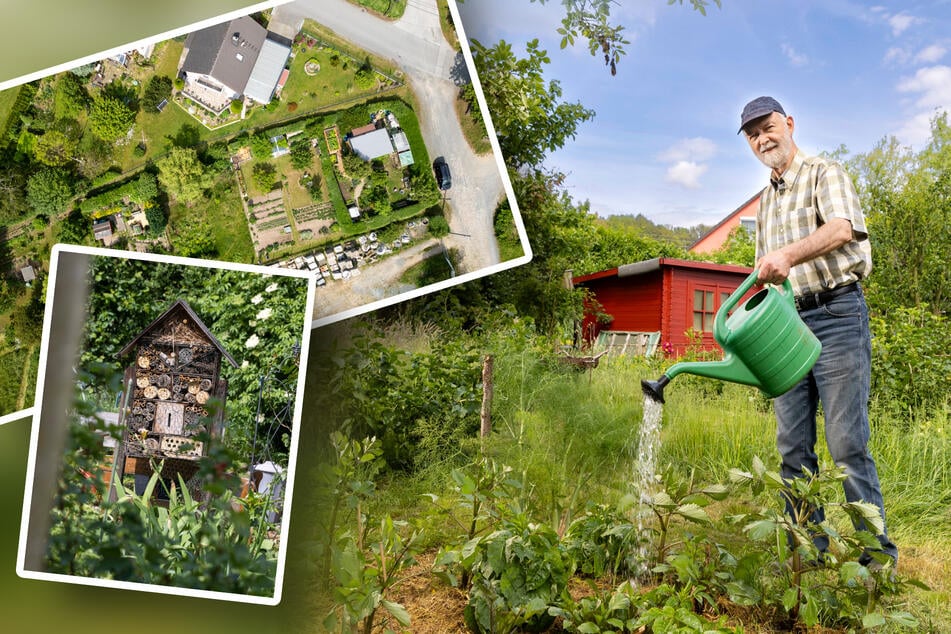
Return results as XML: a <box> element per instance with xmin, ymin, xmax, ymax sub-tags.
<box><xmin>245</xmin><ymin>37</ymin><xmax>291</xmax><ymax>104</ymax></box>
<box><xmin>117</xmin><ymin>299</ymin><xmax>238</xmax><ymax>368</ymax></box>
<box><xmin>182</xmin><ymin>15</ymin><xmax>266</xmax><ymax>96</ymax></box>
<box><xmin>350</xmin><ymin>128</ymin><xmax>394</xmax><ymax>161</ymax></box>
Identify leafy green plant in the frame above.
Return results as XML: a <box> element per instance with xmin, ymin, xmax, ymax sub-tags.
<box><xmin>563</xmin><ymin>503</ymin><xmax>640</xmax><ymax>581</ymax></box>
<box><xmin>463</xmin><ymin>514</ymin><xmax>569</xmax><ymax>633</ymax></box>
<box><xmin>729</xmin><ymin>457</ymin><xmax>923</xmax><ymax>630</ymax></box>
<box><xmin>317</xmin><ymin>434</ymin><xmax>423</xmax><ymax>634</ymax></box>
<box><xmin>430</xmin><ymin>456</ymin><xmax>526</xmax><ymax>588</ymax></box>
<box><xmin>641</xmin><ymin>465</ymin><xmax>729</xmax><ymax>569</ymax></box>
<box><xmin>551</xmin><ymin>582</ymin><xmax>740</xmax><ymax>634</ymax></box>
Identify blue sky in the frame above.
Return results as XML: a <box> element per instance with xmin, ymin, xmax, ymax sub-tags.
<box><xmin>456</xmin><ymin>0</ymin><xmax>951</xmax><ymax>227</ymax></box>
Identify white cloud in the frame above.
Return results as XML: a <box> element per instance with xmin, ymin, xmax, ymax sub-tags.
<box><xmin>884</xmin><ymin>46</ymin><xmax>911</xmax><ymax>65</ymax></box>
<box><xmin>894</xmin><ymin>110</ymin><xmax>941</xmax><ymax>147</ymax></box>
<box><xmin>895</xmin><ymin>65</ymin><xmax>951</xmax><ymax>146</ymax></box>
<box><xmin>657</xmin><ymin>137</ymin><xmax>717</xmax><ymax>163</ymax></box>
<box><xmin>889</xmin><ymin>12</ymin><xmax>920</xmax><ymax>36</ymax></box>
<box><xmin>781</xmin><ymin>43</ymin><xmax>809</xmax><ymax>67</ymax></box>
<box><xmin>915</xmin><ymin>44</ymin><xmax>947</xmax><ymax>64</ymax></box>
<box><xmin>665</xmin><ymin>161</ymin><xmax>708</xmax><ymax>189</ymax></box>
<box><xmin>897</xmin><ymin>65</ymin><xmax>951</xmax><ymax>108</ymax></box>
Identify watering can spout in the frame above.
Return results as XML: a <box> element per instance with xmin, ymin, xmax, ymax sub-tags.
<box><xmin>641</xmin><ymin>375</ymin><xmax>670</xmax><ymax>404</ymax></box>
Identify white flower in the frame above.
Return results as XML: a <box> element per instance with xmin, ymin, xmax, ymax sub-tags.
<box><xmin>266</xmin><ymin>282</ymin><xmax>279</xmax><ymax>293</ymax></box>
<box><xmin>256</xmin><ymin>307</ymin><xmax>273</xmax><ymax>320</ymax></box>
<box><xmin>245</xmin><ymin>334</ymin><xmax>260</xmax><ymax>349</ymax></box>
<box><xmin>251</xmin><ymin>294</ymin><xmax>264</xmax><ymax>305</ymax></box>
<box><xmin>241</xmin><ymin>360</ymin><xmax>249</xmax><ymax>368</ymax></box>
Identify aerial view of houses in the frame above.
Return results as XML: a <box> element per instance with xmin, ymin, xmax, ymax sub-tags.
<box><xmin>0</xmin><ymin>0</ymin><xmax>515</xmax><ymax>419</ymax></box>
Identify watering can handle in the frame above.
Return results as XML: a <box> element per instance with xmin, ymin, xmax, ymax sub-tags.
<box><xmin>714</xmin><ymin>269</ymin><xmax>794</xmax><ymax>339</ymax></box>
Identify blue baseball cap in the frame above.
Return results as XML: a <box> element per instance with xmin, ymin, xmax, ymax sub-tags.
<box><xmin>738</xmin><ymin>96</ymin><xmax>786</xmax><ymax>134</ymax></box>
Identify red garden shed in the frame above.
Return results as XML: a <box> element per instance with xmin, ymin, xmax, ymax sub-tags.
<box><xmin>573</xmin><ymin>258</ymin><xmax>754</xmax><ymax>356</ymax></box>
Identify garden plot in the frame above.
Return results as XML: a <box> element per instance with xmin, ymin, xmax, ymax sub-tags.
<box><xmin>247</xmin><ymin>190</ymin><xmax>293</xmax><ymax>256</ymax></box>
<box><xmin>292</xmin><ymin>201</ymin><xmax>336</xmax><ymax>239</ymax></box>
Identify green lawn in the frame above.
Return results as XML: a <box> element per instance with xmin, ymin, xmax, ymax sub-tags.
<box><xmin>168</xmin><ymin>176</ymin><xmax>254</xmax><ymax>263</ymax></box>
<box><xmin>0</xmin><ymin>85</ymin><xmax>22</xmax><ymax>139</ymax></box>
<box><xmin>279</xmin><ymin>43</ymin><xmax>382</xmax><ymax>113</ymax></box>
<box><xmin>0</xmin><ymin>347</ymin><xmax>34</xmax><ymax>414</ymax></box>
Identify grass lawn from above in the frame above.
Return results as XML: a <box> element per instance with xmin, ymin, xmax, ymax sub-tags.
<box><xmin>168</xmin><ymin>177</ymin><xmax>254</xmax><ymax>263</ymax></box>
<box><xmin>0</xmin><ymin>346</ymin><xmax>35</xmax><ymax>414</ymax></box>
<box><xmin>0</xmin><ymin>85</ymin><xmax>22</xmax><ymax>138</ymax></box>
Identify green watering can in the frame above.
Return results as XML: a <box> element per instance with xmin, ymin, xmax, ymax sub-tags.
<box><xmin>641</xmin><ymin>270</ymin><xmax>822</xmax><ymax>404</ymax></box>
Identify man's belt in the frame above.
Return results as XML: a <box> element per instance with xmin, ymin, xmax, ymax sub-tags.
<box><xmin>794</xmin><ymin>282</ymin><xmax>859</xmax><ymax>311</ymax></box>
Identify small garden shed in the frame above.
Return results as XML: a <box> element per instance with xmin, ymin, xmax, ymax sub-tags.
<box><xmin>112</xmin><ymin>299</ymin><xmax>238</xmax><ymax>499</ymax></box>
<box><xmin>573</xmin><ymin>258</ymin><xmax>754</xmax><ymax>356</ymax></box>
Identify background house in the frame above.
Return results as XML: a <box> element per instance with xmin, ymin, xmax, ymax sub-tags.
<box><xmin>689</xmin><ymin>192</ymin><xmax>760</xmax><ymax>254</ymax></box>
<box><xmin>179</xmin><ymin>14</ymin><xmax>290</xmax><ymax>112</ymax></box>
<box><xmin>573</xmin><ymin>257</ymin><xmax>754</xmax><ymax>356</ymax></box>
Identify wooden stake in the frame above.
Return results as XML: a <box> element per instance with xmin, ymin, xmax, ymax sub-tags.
<box><xmin>480</xmin><ymin>355</ymin><xmax>494</xmax><ymax>439</ymax></box>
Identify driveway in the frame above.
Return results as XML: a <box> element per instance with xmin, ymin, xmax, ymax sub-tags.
<box><xmin>272</xmin><ymin>0</ymin><xmax>505</xmax><ymax>279</ymax></box>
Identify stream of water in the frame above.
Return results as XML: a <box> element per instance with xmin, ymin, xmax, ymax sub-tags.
<box><xmin>631</xmin><ymin>395</ymin><xmax>664</xmax><ymax>578</ymax></box>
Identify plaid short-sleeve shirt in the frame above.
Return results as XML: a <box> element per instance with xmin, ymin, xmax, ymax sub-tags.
<box><xmin>755</xmin><ymin>151</ymin><xmax>872</xmax><ymax>297</ymax></box>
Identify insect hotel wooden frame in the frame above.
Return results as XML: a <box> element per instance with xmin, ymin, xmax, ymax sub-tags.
<box><xmin>112</xmin><ymin>299</ymin><xmax>238</xmax><ymax>499</ymax></box>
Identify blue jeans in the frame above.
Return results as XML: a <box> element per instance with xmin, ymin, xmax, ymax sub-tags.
<box><xmin>773</xmin><ymin>285</ymin><xmax>898</xmax><ymax>563</ymax></box>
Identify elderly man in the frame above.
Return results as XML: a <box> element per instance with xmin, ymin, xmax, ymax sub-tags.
<box><xmin>739</xmin><ymin>95</ymin><xmax>897</xmax><ymax>568</ymax></box>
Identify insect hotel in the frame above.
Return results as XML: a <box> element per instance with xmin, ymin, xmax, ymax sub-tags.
<box><xmin>112</xmin><ymin>299</ymin><xmax>237</xmax><ymax>500</ymax></box>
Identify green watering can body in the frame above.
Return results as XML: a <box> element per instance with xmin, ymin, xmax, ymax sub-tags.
<box><xmin>642</xmin><ymin>270</ymin><xmax>822</xmax><ymax>403</ymax></box>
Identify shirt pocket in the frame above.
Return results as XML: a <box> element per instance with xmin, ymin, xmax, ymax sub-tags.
<box><xmin>787</xmin><ymin>206</ymin><xmax>817</xmax><ymax>243</ymax></box>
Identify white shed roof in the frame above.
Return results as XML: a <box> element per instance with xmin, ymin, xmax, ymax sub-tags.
<box><xmin>245</xmin><ymin>38</ymin><xmax>291</xmax><ymax>104</ymax></box>
<box><xmin>349</xmin><ymin>127</ymin><xmax>394</xmax><ymax>160</ymax></box>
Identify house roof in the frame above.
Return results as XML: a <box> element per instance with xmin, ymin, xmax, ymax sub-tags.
<box><xmin>573</xmin><ymin>257</ymin><xmax>753</xmax><ymax>285</ymax></box>
<box><xmin>688</xmin><ymin>191</ymin><xmax>761</xmax><ymax>252</ymax></box>
<box><xmin>117</xmin><ymin>299</ymin><xmax>238</xmax><ymax>368</ymax></box>
<box><xmin>93</xmin><ymin>217</ymin><xmax>113</xmax><ymax>239</ymax></box>
<box><xmin>181</xmin><ymin>15</ymin><xmax>266</xmax><ymax>97</ymax></box>
<box><xmin>349</xmin><ymin>127</ymin><xmax>394</xmax><ymax>160</ymax></box>
<box><xmin>244</xmin><ymin>37</ymin><xmax>291</xmax><ymax>104</ymax></box>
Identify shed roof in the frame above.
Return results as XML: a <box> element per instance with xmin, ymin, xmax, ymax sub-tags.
<box><xmin>391</xmin><ymin>130</ymin><xmax>410</xmax><ymax>153</ymax></box>
<box><xmin>573</xmin><ymin>257</ymin><xmax>752</xmax><ymax>285</ymax></box>
<box><xmin>181</xmin><ymin>15</ymin><xmax>266</xmax><ymax>96</ymax></box>
<box><xmin>117</xmin><ymin>299</ymin><xmax>238</xmax><ymax>368</ymax></box>
<box><xmin>244</xmin><ymin>37</ymin><xmax>291</xmax><ymax>104</ymax></box>
<box><xmin>349</xmin><ymin>127</ymin><xmax>394</xmax><ymax>160</ymax></box>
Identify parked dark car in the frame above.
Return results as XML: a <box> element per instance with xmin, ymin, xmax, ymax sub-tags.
<box><xmin>433</xmin><ymin>158</ymin><xmax>451</xmax><ymax>190</ymax></box>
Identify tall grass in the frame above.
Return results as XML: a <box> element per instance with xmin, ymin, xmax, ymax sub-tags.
<box><xmin>313</xmin><ymin>319</ymin><xmax>951</xmax><ymax>629</ymax></box>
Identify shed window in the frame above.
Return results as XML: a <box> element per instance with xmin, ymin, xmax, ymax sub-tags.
<box><xmin>691</xmin><ymin>286</ymin><xmax>733</xmax><ymax>333</ymax></box>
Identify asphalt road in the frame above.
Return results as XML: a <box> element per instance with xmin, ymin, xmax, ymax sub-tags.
<box><xmin>272</xmin><ymin>0</ymin><xmax>507</xmax><ymax>321</ymax></box>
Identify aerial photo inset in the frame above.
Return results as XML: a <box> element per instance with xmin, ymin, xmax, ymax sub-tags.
<box><xmin>0</xmin><ymin>0</ymin><xmax>528</xmax><ymax>422</ymax></box>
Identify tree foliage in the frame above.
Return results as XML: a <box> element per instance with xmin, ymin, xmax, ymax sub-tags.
<box><xmin>0</xmin><ymin>166</ymin><xmax>29</xmax><ymax>223</ymax></box>
<box><xmin>141</xmin><ymin>75</ymin><xmax>172</xmax><ymax>112</ymax></box>
<box><xmin>252</xmin><ymin>162</ymin><xmax>278</xmax><ymax>191</ymax></box>
<box><xmin>33</xmin><ymin>128</ymin><xmax>79</xmax><ymax>166</ymax></box>
<box><xmin>470</xmin><ymin>39</ymin><xmax>594</xmax><ymax>168</ymax></box>
<box><xmin>249</xmin><ymin>133</ymin><xmax>273</xmax><ymax>160</ymax></box>
<box><xmin>132</xmin><ymin>172</ymin><xmax>159</xmax><ymax>204</ymax></box>
<box><xmin>520</xmin><ymin>0</ymin><xmax>721</xmax><ymax>75</ymax></box>
<box><xmin>89</xmin><ymin>94</ymin><xmax>137</xmax><ymax>141</ymax></box>
<box><xmin>26</xmin><ymin>167</ymin><xmax>73</xmax><ymax>215</ymax></box>
<box><xmin>53</xmin><ymin>72</ymin><xmax>90</xmax><ymax>120</ymax></box>
<box><xmin>156</xmin><ymin>146</ymin><xmax>211</xmax><ymax>203</ymax></box>
<box><xmin>846</xmin><ymin>113</ymin><xmax>951</xmax><ymax>317</ymax></box>
<box><xmin>289</xmin><ymin>139</ymin><xmax>313</xmax><ymax>170</ymax></box>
